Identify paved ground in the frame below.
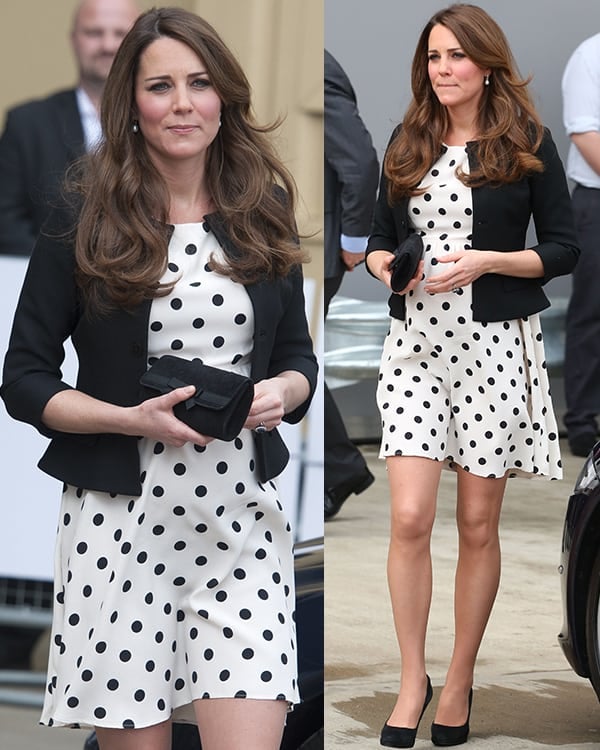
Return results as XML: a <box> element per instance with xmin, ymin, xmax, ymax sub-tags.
<box><xmin>325</xmin><ymin>439</ymin><xmax>600</xmax><ymax>748</ymax></box>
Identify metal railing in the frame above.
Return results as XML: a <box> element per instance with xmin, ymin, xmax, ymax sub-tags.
<box><xmin>0</xmin><ymin>576</ymin><xmax>52</xmax><ymax>707</ymax></box>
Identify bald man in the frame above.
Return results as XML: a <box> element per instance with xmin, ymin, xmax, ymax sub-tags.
<box><xmin>0</xmin><ymin>0</ymin><xmax>139</xmax><ymax>256</ymax></box>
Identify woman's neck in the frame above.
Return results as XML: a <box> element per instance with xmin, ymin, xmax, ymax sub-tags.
<box><xmin>164</xmin><ymin>171</ymin><xmax>214</xmax><ymax>223</ymax></box>
<box><xmin>168</xmin><ymin>193</ymin><xmax>214</xmax><ymax>224</ymax></box>
<box><xmin>149</xmin><ymin>154</ymin><xmax>214</xmax><ymax>222</ymax></box>
<box><xmin>444</xmin><ymin>107</ymin><xmax>479</xmax><ymax>146</ymax></box>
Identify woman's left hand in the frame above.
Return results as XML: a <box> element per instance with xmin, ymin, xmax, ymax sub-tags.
<box><xmin>244</xmin><ymin>371</ymin><xmax>311</xmax><ymax>432</ymax></box>
<box><xmin>424</xmin><ymin>250</ymin><xmax>491</xmax><ymax>294</ymax></box>
<box><xmin>245</xmin><ymin>378</ymin><xmax>287</xmax><ymax>432</ymax></box>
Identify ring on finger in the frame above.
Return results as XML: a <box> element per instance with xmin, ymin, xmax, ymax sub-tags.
<box><xmin>254</xmin><ymin>421</ymin><xmax>267</xmax><ymax>433</ymax></box>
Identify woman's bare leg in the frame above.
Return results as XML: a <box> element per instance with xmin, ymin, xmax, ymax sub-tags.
<box><xmin>194</xmin><ymin>697</ymin><xmax>288</xmax><ymax>750</ymax></box>
<box><xmin>385</xmin><ymin>456</ymin><xmax>442</xmax><ymax>727</ymax></box>
<box><xmin>434</xmin><ymin>467</ymin><xmax>506</xmax><ymax>725</ymax></box>
<box><xmin>95</xmin><ymin>720</ymin><xmax>172</xmax><ymax>750</ymax></box>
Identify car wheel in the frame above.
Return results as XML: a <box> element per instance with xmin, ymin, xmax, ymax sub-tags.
<box><xmin>585</xmin><ymin>550</ymin><xmax>600</xmax><ymax>701</ymax></box>
<box><xmin>296</xmin><ymin>727</ymin><xmax>323</xmax><ymax>750</ymax></box>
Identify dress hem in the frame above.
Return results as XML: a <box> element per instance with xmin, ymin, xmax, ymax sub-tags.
<box><xmin>40</xmin><ymin>693</ymin><xmax>299</xmax><ymax>730</ymax></box>
<box><xmin>377</xmin><ymin>451</ymin><xmax>562</xmax><ymax>481</ymax></box>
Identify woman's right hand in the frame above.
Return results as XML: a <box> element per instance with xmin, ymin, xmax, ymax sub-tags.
<box><xmin>42</xmin><ymin>386</ymin><xmax>214</xmax><ymax>447</ymax></box>
<box><xmin>366</xmin><ymin>250</ymin><xmax>424</xmax><ymax>294</ymax></box>
<box><xmin>134</xmin><ymin>386</ymin><xmax>214</xmax><ymax>447</ymax></box>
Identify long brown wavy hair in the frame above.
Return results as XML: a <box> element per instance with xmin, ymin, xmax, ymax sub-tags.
<box><xmin>385</xmin><ymin>3</ymin><xmax>544</xmax><ymax>202</ymax></box>
<box><xmin>72</xmin><ymin>7</ymin><xmax>306</xmax><ymax>313</ymax></box>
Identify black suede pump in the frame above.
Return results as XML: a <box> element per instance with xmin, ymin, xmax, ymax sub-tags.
<box><xmin>431</xmin><ymin>687</ymin><xmax>473</xmax><ymax>746</ymax></box>
<box><xmin>380</xmin><ymin>675</ymin><xmax>433</xmax><ymax>748</ymax></box>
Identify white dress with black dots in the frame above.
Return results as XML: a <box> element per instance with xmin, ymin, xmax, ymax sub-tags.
<box><xmin>376</xmin><ymin>145</ymin><xmax>562</xmax><ymax>479</ymax></box>
<box><xmin>40</xmin><ymin>224</ymin><xmax>299</xmax><ymax>729</ymax></box>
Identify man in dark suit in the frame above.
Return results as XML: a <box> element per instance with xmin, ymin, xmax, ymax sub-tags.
<box><xmin>324</xmin><ymin>50</ymin><xmax>379</xmax><ymax>519</ymax></box>
<box><xmin>0</xmin><ymin>0</ymin><xmax>139</xmax><ymax>257</ymax></box>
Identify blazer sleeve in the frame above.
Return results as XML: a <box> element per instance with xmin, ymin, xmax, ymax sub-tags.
<box><xmin>1</xmin><ymin>206</ymin><xmax>79</xmax><ymax>435</ymax></box>
<box><xmin>267</xmin><ymin>267</ymin><xmax>318</xmax><ymax>425</ymax></box>
<box><xmin>529</xmin><ymin>128</ymin><xmax>580</xmax><ymax>281</ymax></box>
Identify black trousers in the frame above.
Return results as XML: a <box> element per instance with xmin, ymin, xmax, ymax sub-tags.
<box><xmin>564</xmin><ymin>185</ymin><xmax>600</xmax><ymax>438</ymax></box>
<box><xmin>324</xmin><ymin>274</ymin><xmax>369</xmax><ymax>490</ymax></box>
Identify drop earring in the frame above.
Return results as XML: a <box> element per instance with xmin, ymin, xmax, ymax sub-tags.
<box><xmin>484</xmin><ymin>74</ymin><xmax>490</xmax><ymax>86</ymax></box>
<box><xmin>132</xmin><ymin>120</ymin><xmax>139</xmax><ymax>133</ymax></box>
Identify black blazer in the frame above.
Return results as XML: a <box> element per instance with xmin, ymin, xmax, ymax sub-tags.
<box><xmin>324</xmin><ymin>50</ymin><xmax>379</xmax><ymax>280</ymax></box>
<box><xmin>0</xmin><ymin>89</ymin><xmax>84</xmax><ymax>257</ymax></box>
<box><xmin>367</xmin><ymin>127</ymin><xmax>580</xmax><ymax>322</ymax></box>
<box><xmin>1</xmin><ymin>208</ymin><xmax>318</xmax><ymax>496</ymax></box>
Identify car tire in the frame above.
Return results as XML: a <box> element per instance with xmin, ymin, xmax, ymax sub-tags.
<box><xmin>585</xmin><ymin>549</ymin><xmax>600</xmax><ymax>702</ymax></box>
<box><xmin>296</xmin><ymin>727</ymin><xmax>324</xmax><ymax>750</ymax></box>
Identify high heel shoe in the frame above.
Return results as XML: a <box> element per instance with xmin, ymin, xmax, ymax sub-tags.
<box><xmin>380</xmin><ymin>675</ymin><xmax>433</xmax><ymax>748</ymax></box>
<box><xmin>430</xmin><ymin>687</ymin><xmax>473</xmax><ymax>746</ymax></box>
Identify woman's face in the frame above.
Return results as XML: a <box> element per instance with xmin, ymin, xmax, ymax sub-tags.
<box><xmin>427</xmin><ymin>24</ymin><xmax>489</xmax><ymax>114</ymax></box>
<box><xmin>134</xmin><ymin>36</ymin><xmax>222</xmax><ymax>170</ymax></box>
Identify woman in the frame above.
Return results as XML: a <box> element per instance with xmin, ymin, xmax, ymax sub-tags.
<box><xmin>366</xmin><ymin>4</ymin><xmax>578</xmax><ymax>747</ymax></box>
<box><xmin>1</xmin><ymin>8</ymin><xmax>317</xmax><ymax>750</ymax></box>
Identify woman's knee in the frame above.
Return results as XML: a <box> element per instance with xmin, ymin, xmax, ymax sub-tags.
<box><xmin>456</xmin><ymin>513</ymin><xmax>500</xmax><ymax>549</ymax></box>
<box><xmin>389</xmin><ymin>501</ymin><xmax>435</xmax><ymax>544</ymax></box>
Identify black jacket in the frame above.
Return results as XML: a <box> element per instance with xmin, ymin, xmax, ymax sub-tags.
<box><xmin>1</xmin><ymin>209</ymin><xmax>318</xmax><ymax>496</ymax></box>
<box><xmin>366</xmin><ymin>127</ymin><xmax>580</xmax><ymax>322</ymax></box>
<box><xmin>0</xmin><ymin>89</ymin><xmax>84</xmax><ymax>256</ymax></box>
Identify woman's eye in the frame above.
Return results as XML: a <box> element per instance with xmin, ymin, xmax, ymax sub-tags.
<box><xmin>452</xmin><ymin>52</ymin><xmax>466</xmax><ymax>59</ymax></box>
<box><xmin>149</xmin><ymin>82</ymin><xmax>169</xmax><ymax>92</ymax></box>
<box><xmin>192</xmin><ymin>78</ymin><xmax>211</xmax><ymax>89</ymax></box>
<box><xmin>428</xmin><ymin>53</ymin><xmax>439</xmax><ymax>62</ymax></box>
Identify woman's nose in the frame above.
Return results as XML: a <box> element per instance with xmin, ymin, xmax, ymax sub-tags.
<box><xmin>173</xmin><ymin>85</ymin><xmax>193</xmax><ymax>111</ymax></box>
<box><xmin>438</xmin><ymin>55</ymin><xmax>450</xmax><ymax>74</ymax></box>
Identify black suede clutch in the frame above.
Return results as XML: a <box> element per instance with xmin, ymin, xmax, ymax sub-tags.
<box><xmin>389</xmin><ymin>233</ymin><xmax>424</xmax><ymax>292</ymax></box>
<box><xmin>139</xmin><ymin>355</ymin><xmax>254</xmax><ymax>441</ymax></box>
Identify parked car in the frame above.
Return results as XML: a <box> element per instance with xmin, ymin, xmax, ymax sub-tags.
<box><xmin>558</xmin><ymin>442</ymin><xmax>600</xmax><ymax>702</ymax></box>
<box><xmin>84</xmin><ymin>537</ymin><xmax>324</xmax><ymax>750</ymax></box>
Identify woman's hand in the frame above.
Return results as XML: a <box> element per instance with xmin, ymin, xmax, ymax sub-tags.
<box><xmin>366</xmin><ymin>250</ymin><xmax>424</xmax><ymax>294</ymax></box>
<box><xmin>133</xmin><ymin>386</ymin><xmax>214</xmax><ymax>447</ymax></box>
<box><xmin>245</xmin><ymin>379</ymin><xmax>287</xmax><ymax>432</ymax></box>
<box><xmin>244</xmin><ymin>371</ymin><xmax>310</xmax><ymax>432</ymax></box>
<box><xmin>424</xmin><ymin>250</ymin><xmax>490</xmax><ymax>294</ymax></box>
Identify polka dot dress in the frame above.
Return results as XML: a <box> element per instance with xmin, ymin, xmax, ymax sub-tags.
<box><xmin>376</xmin><ymin>146</ymin><xmax>562</xmax><ymax>479</ymax></box>
<box><xmin>41</xmin><ymin>224</ymin><xmax>299</xmax><ymax>729</ymax></box>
